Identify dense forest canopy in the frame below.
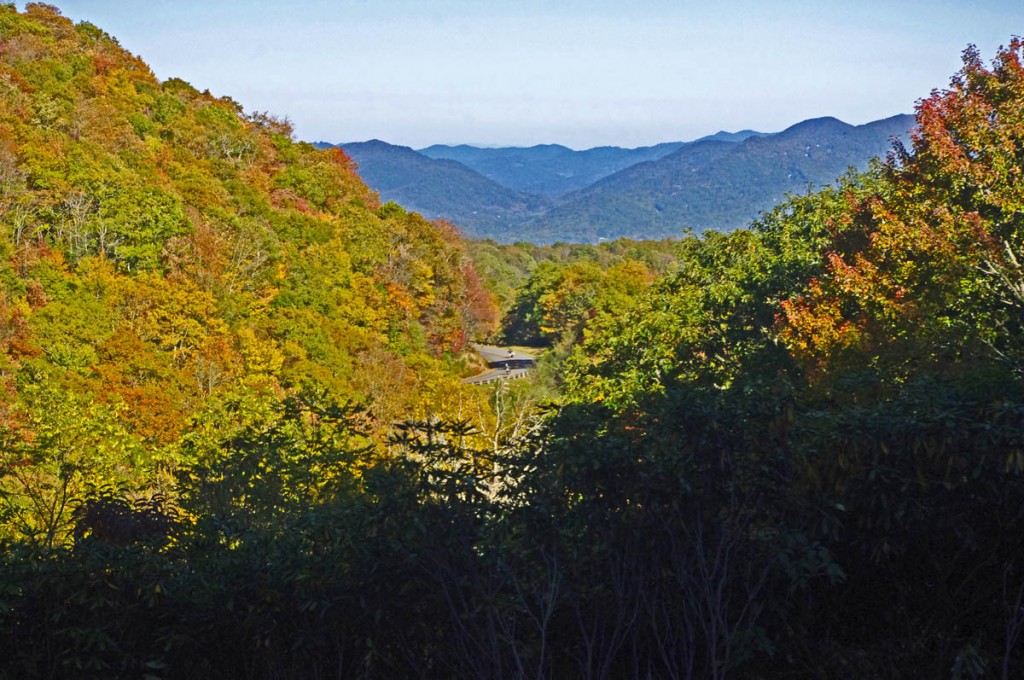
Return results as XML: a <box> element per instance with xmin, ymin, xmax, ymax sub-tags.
<box><xmin>2</xmin><ymin>4</ymin><xmax>1024</xmax><ymax>679</ymax></box>
<box><xmin>0</xmin><ymin>1</ymin><xmax>499</xmax><ymax>542</ymax></box>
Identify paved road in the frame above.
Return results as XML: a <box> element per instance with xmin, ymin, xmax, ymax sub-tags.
<box><xmin>463</xmin><ymin>345</ymin><xmax>537</xmax><ymax>384</ymax></box>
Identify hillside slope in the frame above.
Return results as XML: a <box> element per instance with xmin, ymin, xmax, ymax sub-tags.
<box><xmin>0</xmin><ymin>3</ymin><xmax>495</xmax><ymax>458</ymax></box>
<box><xmin>340</xmin><ymin>140</ymin><xmax>552</xmax><ymax>239</ymax></box>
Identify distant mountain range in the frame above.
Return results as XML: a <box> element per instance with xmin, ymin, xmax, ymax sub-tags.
<box><xmin>328</xmin><ymin>140</ymin><xmax>552</xmax><ymax>236</ymax></box>
<box><xmin>419</xmin><ymin>130</ymin><xmax>768</xmax><ymax>196</ymax></box>
<box><xmin>318</xmin><ymin>114</ymin><xmax>914</xmax><ymax>243</ymax></box>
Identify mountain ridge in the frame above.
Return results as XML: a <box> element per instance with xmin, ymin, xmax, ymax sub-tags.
<box><xmin>517</xmin><ymin>113</ymin><xmax>914</xmax><ymax>242</ymax></box>
<box><xmin>339</xmin><ymin>140</ymin><xmax>554</xmax><ymax>234</ymax></box>
<box><xmin>329</xmin><ymin>114</ymin><xmax>914</xmax><ymax>243</ymax></box>
<box><xmin>417</xmin><ymin>140</ymin><xmax>690</xmax><ymax>195</ymax></box>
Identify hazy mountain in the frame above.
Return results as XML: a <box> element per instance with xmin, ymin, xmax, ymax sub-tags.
<box><xmin>692</xmin><ymin>129</ymin><xmax>772</xmax><ymax>144</ymax></box>
<box><xmin>329</xmin><ymin>116</ymin><xmax>912</xmax><ymax>243</ymax></box>
<box><xmin>516</xmin><ymin>115</ymin><xmax>915</xmax><ymax>243</ymax></box>
<box><xmin>338</xmin><ymin>140</ymin><xmax>552</xmax><ymax>239</ymax></box>
<box><xmin>418</xmin><ymin>142</ymin><xmax>689</xmax><ymax>196</ymax></box>
<box><xmin>418</xmin><ymin>132</ymin><xmax>770</xmax><ymax>196</ymax></box>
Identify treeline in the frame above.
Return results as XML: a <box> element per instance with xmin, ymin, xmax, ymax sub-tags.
<box><xmin>3</xmin><ymin>4</ymin><xmax>1024</xmax><ymax>678</ymax></box>
<box><xmin>469</xmin><ymin>238</ymin><xmax>681</xmax><ymax>349</ymax></box>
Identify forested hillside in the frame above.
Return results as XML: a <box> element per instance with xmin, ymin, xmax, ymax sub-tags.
<box><xmin>0</xmin><ymin>3</ymin><xmax>497</xmax><ymax>542</ymax></box>
<box><xmin>467</xmin><ymin>237</ymin><xmax>679</xmax><ymax>311</ymax></box>
<box><xmin>3</xmin><ymin>4</ymin><xmax>1024</xmax><ymax>679</ymax></box>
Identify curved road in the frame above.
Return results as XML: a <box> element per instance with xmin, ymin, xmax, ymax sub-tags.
<box><xmin>463</xmin><ymin>344</ymin><xmax>537</xmax><ymax>385</ymax></box>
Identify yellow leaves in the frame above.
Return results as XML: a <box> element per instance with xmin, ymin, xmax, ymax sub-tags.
<box><xmin>76</xmin><ymin>254</ymin><xmax>118</xmax><ymax>297</ymax></box>
<box><xmin>237</xmin><ymin>326</ymin><xmax>284</xmax><ymax>376</ymax></box>
<box><xmin>410</xmin><ymin>365</ymin><xmax>475</xmax><ymax>423</ymax></box>
<box><xmin>111</xmin><ymin>270</ymin><xmax>224</xmax><ymax>364</ymax></box>
<box><xmin>0</xmin><ymin>3</ymin><xmax>496</xmax><ymax>474</ymax></box>
<box><xmin>0</xmin><ymin>383</ymin><xmax>146</xmax><ymax>546</ymax></box>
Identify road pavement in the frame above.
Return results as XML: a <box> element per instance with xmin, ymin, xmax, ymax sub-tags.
<box><xmin>463</xmin><ymin>345</ymin><xmax>537</xmax><ymax>384</ymax></box>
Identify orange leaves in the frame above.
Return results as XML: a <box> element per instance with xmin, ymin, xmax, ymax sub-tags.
<box><xmin>905</xmin><ymin>40</ymin><xmax>1024</xmax><ymax>227</ymax></box>
<box><xmin>0</xmin><ymin>293</ymin><xmax>35</xmax><ymax>365</ymax></box>
<box><xmin>779</xmin><ymin>282</ymin><xmax>862</xmax><ymax>365</ymax></box>
<box><xmin>459</xmin><ymin>259</ymin><xmax>500</xmax><ymax>337</ymax></box>
<box><xmin>89</xmin><ymin>51</ymin><xmax>117</xmax><ymax>77</ymax></box>
<box><xmin>827</xmin><ymin>252</ymin><xmax>913</xmax><ymax>320</ymax></box>
<box><xmin>384</xmin><ymin>281</ymin><xmax>416</xmax><ymax>313</ymax></box>
<box><xmin>777</xmin><ymin>41</ymin><xmax>1024</xmax><ymax>381</ymax></box>
<box><xmin>23</xmin><ymin>279</ymin><xmax>45</xmax><ymax>309</ymax></box>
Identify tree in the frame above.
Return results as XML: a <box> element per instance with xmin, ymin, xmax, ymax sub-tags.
<box><xmin>0</xmin><ymin>384</ymin><xmax>145</xmax><ymax>548</ymax></box>
<box><xmin>779</xmin><ymin>41</ymin><xmax>1024</xmax><ymax>384</ymax></box>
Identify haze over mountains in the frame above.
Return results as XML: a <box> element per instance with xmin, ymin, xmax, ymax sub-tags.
<box><xmin>324</xmin><ymin>115</ymin><xmax>913</xmax><ymax>243</ymax></box>
<box><xmin>330</xmin><ymin>140</ymin><xmax>552</xmax><ymax>238</ymax></box>
<box><xmin>418</xmin><ymin>129</ymin><xmax>768</xmax><ymax>196</ymax></box>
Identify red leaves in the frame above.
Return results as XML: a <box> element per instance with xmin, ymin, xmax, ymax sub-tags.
<box><xmin>269</xmin><ymin>188</ymin><xmax>314</xmax><ymax>214</ymax></box>
<box><xmin>90</xmin><ymin>51</ymin><xmax>118</xmax><ymax>77</ymax></box>
<box><xmin>778</xmin><ymin>41</ymin><xmax>1024</xmax><ymax>379</ymax></box>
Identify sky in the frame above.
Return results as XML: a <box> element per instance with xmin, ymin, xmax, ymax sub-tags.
<box><xmin>31</xmin><ymin>0</ymin><xmax>1024</xmax><ymax>149</ymax></box>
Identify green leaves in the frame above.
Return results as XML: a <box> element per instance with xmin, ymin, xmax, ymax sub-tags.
<box><xmin>177</xmin><ymin>389</ymin><xmax>370</xmax><ymax>532</ymax></box>
<box><xmin>95</xmin><ymin>185</ymin><xmax>189</xmax><ymax>271</ymax></box>
<box><xmin>0</xmin><ymin>383</ymin><xmax>145</xmax><ymax>548</ymax></box>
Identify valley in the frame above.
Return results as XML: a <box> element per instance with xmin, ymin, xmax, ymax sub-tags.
<box><xmin>0</xmin><ymin>4</ymin><xmax>1023</xmax><ymax>679</ymax></box>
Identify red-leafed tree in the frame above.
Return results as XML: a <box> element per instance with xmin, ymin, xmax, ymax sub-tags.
<box><xmin>779</xmin><ymin>39</ymin><xmax>1024</xmax><ymax>381</ymax></box>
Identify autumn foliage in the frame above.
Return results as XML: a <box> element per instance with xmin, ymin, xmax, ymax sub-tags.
<box><xmin>0</xmin><ymin>3</ymin><xmax>497</xmax><ymax>542</ymax></box>
<box><xmin>778</xmin><ymin>40</ymin><xmax>1024</xmax><ymax>380</ymax></box>
<box><xmin>4</xmin><ymin>5</ymin><xmax>1024</xmax><ymax>679</ymax></box>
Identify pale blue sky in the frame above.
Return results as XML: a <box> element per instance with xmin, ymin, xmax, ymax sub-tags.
<box><xmin>33</xmin><ymin>1</ymin><xmax>1024</xmax><ymax>149</ymax></box>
